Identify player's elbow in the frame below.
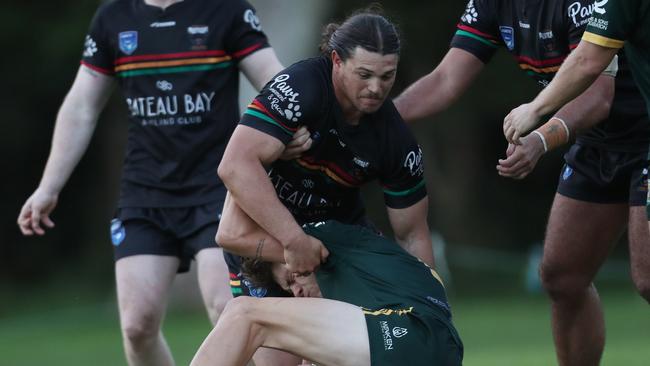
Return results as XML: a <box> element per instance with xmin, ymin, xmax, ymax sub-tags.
<box><xmin>215</xmin><ymin>224</ymin><xmax>240</xmax><ymax>252</ymax></box>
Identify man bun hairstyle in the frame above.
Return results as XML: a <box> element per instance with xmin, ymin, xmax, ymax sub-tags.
<box><xmin>319</xmin><ymin>4</ymin><xmax>400</xmax><ymax>61</ymax></box>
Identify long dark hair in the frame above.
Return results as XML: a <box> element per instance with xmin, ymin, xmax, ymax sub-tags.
<box><xmin>320</xmin><ymin>5</ymin><xmax>400</xmax><ymax>61</ymax></box>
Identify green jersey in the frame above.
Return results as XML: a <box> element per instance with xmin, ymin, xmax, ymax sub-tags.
<box><xmin>583</xmin><ymin>0</ymin><xmax>650</xmax><ymax>116</ymax></box>
<box><xmin>304</xmin><ymin>221</ymin><xmax>451</xmax><ymax>321</ymax></box>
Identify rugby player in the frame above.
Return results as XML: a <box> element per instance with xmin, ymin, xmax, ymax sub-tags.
<box><xmin>15</xmin><ymin>0</ymin><xmax>303</xmax><ymax>365</ymax></box>
<box><xmin>394</xmin><ymin>1</ymin><xmax>649</xmax><ymax>365</ymax></box>
<box><xmin>218</xmin><ymin>8</ymin><xmax>434</xmax><ymax>297</ymax></box>
<box><xmin>190</xmin><ymin>197</ymin><xmax>463</xmax><ymax>366</ymax></box>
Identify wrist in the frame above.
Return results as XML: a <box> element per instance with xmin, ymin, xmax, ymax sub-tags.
<box><xmin>533</xmin><ymin>117</ymin><xmax>570</xmax><ymax>152</ymax></box>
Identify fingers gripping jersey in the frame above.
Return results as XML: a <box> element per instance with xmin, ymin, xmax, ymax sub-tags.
<box><xmin>81</xmin><ymin>0</ymin><xmax>270</xmax><ymax>207</ymax></box>
<box><xmin>240</xmin><ymin>57</ymin><xmax>427</xmax><ymax>224</ymax></box>
<box><xmin>451</xmin><ymin>0</ymin><xmax>649</xmax><ymax>151</ymax></box>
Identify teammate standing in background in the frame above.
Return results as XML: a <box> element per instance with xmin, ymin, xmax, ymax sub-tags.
<box><xmin>16</xmin><ymin>1</ymin><xmax>293</xmax><ymax>365</ymax></box>
<box><xmin>394</xmin><ymin>1</ymin><xmax>649</xmax><ymax>365</ymax></box>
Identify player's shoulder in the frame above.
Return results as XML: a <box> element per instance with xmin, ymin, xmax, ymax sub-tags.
<box><xmin>266</xmin><ymin>56</ymin><xmax>330</xmax><ymax>101</ymax></box>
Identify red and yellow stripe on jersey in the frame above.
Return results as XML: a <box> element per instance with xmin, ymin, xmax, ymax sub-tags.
<box><xmin>81</xmin><ymin>43</ymin><xmax>264</xmax><ymax>78</ymax></box>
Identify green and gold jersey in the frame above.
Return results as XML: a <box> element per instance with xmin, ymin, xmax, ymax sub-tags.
<box><xmin>583</xmin><ymin>0</ymin><xmax>650</xmax><ymax>116</ymax></box>
<box><xmin>303</xmin><ymin>221</ymin><xmax>451</xmax><ymax>321</ymax></box>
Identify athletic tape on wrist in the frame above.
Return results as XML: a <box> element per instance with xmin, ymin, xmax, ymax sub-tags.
<box><xmin>550</xmin><ymin>117</ymin><xmax>570</xmax><ymax>142</ymax></box>
<box><xmin>531</xmin><ymin>131</ymin><xmax>548</xmax><ymax>152</ymax></box>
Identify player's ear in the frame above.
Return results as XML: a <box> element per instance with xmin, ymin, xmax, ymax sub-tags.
<box><xmin>331</xmin><ymin>50</ymin><xmax>343</xmax><ymax>68</ymax></box>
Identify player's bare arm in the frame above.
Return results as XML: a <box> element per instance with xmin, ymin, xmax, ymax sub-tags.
<box><xmin>498</xmin><ymin>71</ymin><xmax>614</xmax><ymax>179</ymax></box>
<box><xmin>504</xmin><ymin>41</ymin><xmax>619</xmax><ymax>143</ymax></box>
<box><xmin>387</xmin><ymin>197</ymin><xmax>435</xmax><ymax>267</ymax></box>
<box><xmin>17</xmin><ymin>65</ymin><xmax>114</xmax><ymax>235</ymax></box>
<box><xmin>218</xmin><ymin>125</ymin><xmax>328</xmax><ymax>275</ymax></box>
<box><xmin>394</xmin><ymin>48</ymin><xmax>485</xmax><ymax>122</ymax></box>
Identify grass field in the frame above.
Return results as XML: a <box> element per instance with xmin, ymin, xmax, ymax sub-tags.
<box><xmin>1</xmin><ymin>289</ymin><xmax>647</xmax><ymax>366</ymax></box>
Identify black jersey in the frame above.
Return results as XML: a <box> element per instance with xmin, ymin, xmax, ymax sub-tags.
<box><xmin>451</xmin><ymin>0</ymin><xmax>649</xmax><ymax>151</ymax></box>
<box><xmin>239</xmin><ymin>56</ymin><xmax>427</xmax><ymax>225</ymax></box>
<box><xmin>81</xmin><ymin>0</ymin><xmax>269</xmax><ymax>207</ymax></box>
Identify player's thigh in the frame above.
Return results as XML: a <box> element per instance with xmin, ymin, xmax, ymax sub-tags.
<box><xmin>543</xmin><ymin>194</ymin><xmax>627</xmax><ymax>278</ymax></box>
<box><xmin>195</xmin><ymin>247</ymin><xmax>232</xmax><ymax>312</ymax></box>
<box><xmin>116</xmin><ymin>254</ymin><xmax>180</xmax><ymax>326</ymax></box>
<box><xmin>249</xmin><ymin>297</ymin><xmax>371</xmax><ymax>366</ymax></box>
<box><xmin>628</xmin><ymin>206</ymin><xmax>650</xmax><ymax>278</ymax></box>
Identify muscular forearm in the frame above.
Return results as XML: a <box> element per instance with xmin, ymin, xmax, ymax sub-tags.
<box><xmin>552</xmin><ymin>74</ymin><xmax>614</xmax><ymax>135</ymax></box>
<box><xmin>530</xmin><ymin>42</ymin><xmax>617</xmax><ymax>119</ymax></box>
<box><xmin>39</xmin><ymin>94</ymin><xmax>101</xmax><ymax>195</ymax></box>
<box><xmin>219</xmin><ymin>159</ymin><xmax>304</xmax><ymax>249</ymax></box>
<box><xmin>216</xmin><ymin>194</ymin><xmax>285</xmax><ymax>262</ymax></box>
<box><xmin>394</xmin><ymin>48</ymin><xmax>483</xmax><ymax>122</ymax></box>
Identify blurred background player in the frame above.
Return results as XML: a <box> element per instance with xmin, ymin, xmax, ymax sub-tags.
<box><xmin>394</xmin><ymin>1</ymin><xmax>649</xmax><ymax>365</ymax></box>
<box><xmin>16</xmin><ymin>0</ymin><xmax>287</xmax><ymax>365</ymax></box>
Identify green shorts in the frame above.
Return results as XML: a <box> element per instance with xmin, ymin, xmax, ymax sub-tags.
<box><xmin>363</xmin><ymin>307</ymin><xmax>463</xmax><ymax>366</ymax></box>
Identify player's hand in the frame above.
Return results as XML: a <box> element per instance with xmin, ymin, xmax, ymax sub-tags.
<box><xmin>17</xmin><ymin>187</ymin><xmax>58</xmax><ymax>236</ymax></box>
<box><xmin>280</xmin><ymin>126</ymin><xmax>312</xmax><ymax>160</ymax></box>
<box><xmin>283</xmin><ymin>234</ymin><xmax>329</xmax><ymax>276</ymax></box>
<box><xmin>503</xmin><ymin>103</ymin><xmax>542</xmax><ymax>144</ymax></box>
<box><xmin>496</xmin><ymin>134</ymin><xmax>545</xmax><ymax>180</ymax></box>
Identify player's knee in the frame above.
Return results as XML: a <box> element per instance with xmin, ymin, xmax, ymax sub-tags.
<box><xmin>220</xmin><ymin>296</ymin><xmax>258</xmax><ymax>324</ymax></box>
<box><xmin>539</xmin><ymin>262</ymin><xmax>590</xmax><ymax>300</ymax></box>
<box><xmin>121</xmin><ymin>311</ymin><xmax>162</xmax><ymax>348</ymax></box>
<box><xmin>206</xmin><ymin>295</ymin><xmax>231</xmax><ymax>325</ymax></box>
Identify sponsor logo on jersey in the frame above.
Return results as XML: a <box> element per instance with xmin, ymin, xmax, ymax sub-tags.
<box><xmin>83</xmin><ymin>35</ymin><xmax>98</xmax><ymax>57</ymax></box>
<box><xmin>568</xmin><ymin>1</ymin><xmax>595</xmax><ymax>27</ymax></box>
<box><xmin>150</xmin><ymin>21</ymin><xmax>176</xmax><ymax>28</ymax></box>
<box><xmin>461</xmin><ymin>0</ymin><xmax>478</xmax><ymax>24</ymax></box>
<box><xmin>110</xmin><ymin>219</ymin><xmax>126</xmax><ymax>246</ymax></box>
<box><xmin>380</xmin><ymin>321</ymin><xmax>394</xmax><ymax>350</ymax></box>
<box><xmin>188</xmin><ymin>25</ymin><xmax>209</xmax><ymax>50</ymax></box>
<box><xmin>268</xmin><ymin>74</ymin><xmax>302</xmax><ymax>122</ymax></box>
<box><xmin>562</xmin><ymin>165</ymin><xmax>573</xmax><ymax>180</ymax></box>
<box><xmin>518</xmin><ymin>21</ymin><xmax>530</xmax><ymax>29</ymax></box>
<box><xmin>353</xmin><ymin>157</ymin><xmax>369</xmax><ymax>168</ymax></box>
<box><xmin>302</xmin><ymin>179</ymin><xmax>315</xmax><ymax>189</ymax></box>
<box><xmin>499</xmin><ymin>26</ymin><xmax>515</xmax><ymax>50</ymax></box>
<box><xmin>118</xmin><ymin>31</ymin><xmax>138</xmax><ymax>55</ymax></box>
<box><xmin>594</xmin><ymin>0</ymin><xmax>609</xmax><ymax>15</ymax></box>
<box><xmin>404</xmin><ymin>147</ymin><xmax>424</xmax><ymax>177</ymax></box>
<box><xmin>156</xmin><ymin>80</ymin><xmax>173</xmax><ymax>91</ymax></box>
<box><xmin>539</xmin><ymin>30</ymin><xmax>554</xmax><ymax>40</ymax></box>
<box><xmin>392</xmin><ymin>327</ymin><xmax>408</xmax><ymax>338</ymax></box>
<box><xmin>243</xmin><ymin>9</ymin><xmax>262</xmax><ymax>31</ymax></box>
<box><xmin>187</xmin><ymin>25</ymin><xmax>209</xmax><ymax>34</ymax></box>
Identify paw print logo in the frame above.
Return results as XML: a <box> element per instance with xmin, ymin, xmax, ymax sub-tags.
<box><xmin>83</xmin><ymin>35</ymin><xmax>98</xmax><ymax>57</ymax></box>
<box><xmin>284</xmin><ymin>103</ymin><xmax>302</xmax><ymax>122</ymax></box>
<box><xmin>461</xmin><ymin>0</ymin><xmax>478</xmax><ymax>24</ymax></box>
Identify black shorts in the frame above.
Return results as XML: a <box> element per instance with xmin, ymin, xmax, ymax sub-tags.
<box><xmin>364</xmin><ymin>308</ymin><xmax>463</xmax><ymax>366</ymax></box>
<box><xmin>557</xmin><ymin>144</ymin><xmax>648</xmax><ymax>206</ymax></box>
<box><xmin>110</xmin><ymin>200</ymin><xmax>223</xmax><ymax>273</ymax></box>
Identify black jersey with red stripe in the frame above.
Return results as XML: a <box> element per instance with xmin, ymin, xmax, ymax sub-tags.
<box><xmin>451</xmin><ymin>0</ymin><xmax>649</xmax><ymax>151</ymax></box>
<box><xmin>82</xmin><ymin>0</ymin><xmax>269</xmax><ymax>207</ymax></box>
<box><xmin>239</xmin><ymin>56</ymin><xmax>427</xmax><ymax>225</ymax></box>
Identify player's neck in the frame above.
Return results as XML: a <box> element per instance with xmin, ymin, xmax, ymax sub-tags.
<box><xmin>144</xmin><ymin>0</ymin><xmax>184</xmax><ymax>10</ymax></box>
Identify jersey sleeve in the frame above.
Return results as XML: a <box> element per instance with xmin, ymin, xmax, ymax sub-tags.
<box><xmin>80</xmin><ymin>4</ymin><xmax>114</xmax><ymax>75</ymax></box>
<box><xmin>379</xmin><ymin>107</ymin><xmax>428</xmax><ymax>209</ymax></box>
<box><xmin>564</xmin><ymin>0</ymin><xmax>596</xmax><ymax>49</ymax></box>
<box><xmin>582</xmin><ymin>0</ymin><xmax>638</xmax><ymax>49</ymax></box>
<box><xmin>239</xmin><ymin>61</ymin><xmax>323</xmax><ymax>145</ymax></box>
<box><xmin>449</xmin><ymin>0</ymin><xmax>501</xmax><ymax>63</ymax></box>
<box><xmin>225</xmin><ymin>0</ymin><xmax>270</xmax><ymax>62</ymax></box>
